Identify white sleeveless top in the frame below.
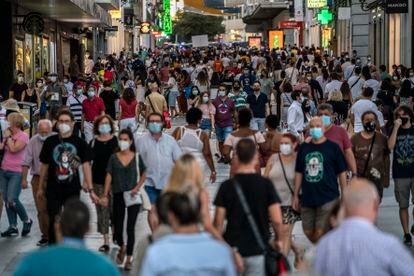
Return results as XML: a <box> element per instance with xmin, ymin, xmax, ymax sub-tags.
<box><xmin>177</xmin><ymin>127</ymin><xmax>207</xmax><ymax>170</ymax></box>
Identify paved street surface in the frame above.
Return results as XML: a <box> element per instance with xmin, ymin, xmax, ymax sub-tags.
<box><xmin>0</xmin><ymin>117</ymin><xmax>413</xmax><ymax>275</ymax></box>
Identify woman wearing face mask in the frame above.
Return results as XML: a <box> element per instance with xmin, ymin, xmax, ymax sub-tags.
<box><xmin>399</xmin><ymin>79</ymin><xmax>413</xmax><ymax>108</ymax></box>
<box><xmin>101</xmin><ymin>129</ymin><xmax>146</xmax><ymax>271</ymax></box>
<box><xmin>194</xmin><ymin>70</ymin><xmax>210</xmax><ymax>94</ymax></box>
<box><xmin>264</xmin><ymin>133</ymin><xmax>303</xmax><ymax>267</ymax></box>
<box><xmin>90</xmin><ymin>115</ymin><xmax>118</xmax><ymax>253</ymax></box>
<box><xmin>0</xmin><ymin>112</ymin><xmax>32</xmax><ymax>237</ymax></box>
<box><xmin>22</xmin><ymin>81</ymin><xmax>41</xmax><ymax>108</ymax></box>
<box><xmin>351</xmin><ymin>111</ymin><xmax>390</xmax><ymax>199</ymax></box>
<box><xmin>301</xmin><ymin>98</ymin><xmax>313</xmax><ymax>131</ymax></box>
<box><xmin>197</xmin><ymin>92</ymin><xmax>216</xmax><ymax>137</ymax></box>
<box><xmin>119</xmin><ymin>88</ymin><xmax>138</xmax><ymax>132</ymax></box>
<box><xmin>188</xmin><ymin>86</ymin><xmax>201</xmax><ymax>108</ymax></box>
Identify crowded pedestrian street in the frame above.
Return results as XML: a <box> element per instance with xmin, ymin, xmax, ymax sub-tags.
<box><xmin>1</xmin><ymin>0</ymin><xmax>414</xmax><ymax>275</ymax></box>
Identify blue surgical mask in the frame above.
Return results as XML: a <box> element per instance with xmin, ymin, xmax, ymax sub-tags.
<box><xmin>321</xmin><ymin>115</ymin><xmax>331</xmax><ymax>127</ymax></box>
<box><xmin>148</xmin><ymin>122</ymin><xmax>162</xmax><ymax>133</ymax></box>
<box><xmin>310</xmin><ymin>127</ymin><xmax>323</xmax><ymax>140</ymax></box>
<box><xmin>218</xmin><ymin>91</ymin><xmax>226</xmax><ymax>97</ymax></box>
<box><xmin>87</xmin><ymin>91</ymin><xmax>95</xmax><ymax>98</ymax></box>
<box><xmin>76</xmin><ymin>89</ymin><xmax>83</xmax><ymax>95</ymax></box>
<box><xmin>98</xmin><ymin>123</ymin><xmax>111</xmax><ymax>134</ymax></box>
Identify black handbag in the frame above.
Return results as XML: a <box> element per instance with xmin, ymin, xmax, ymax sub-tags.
<box><xmin>233</xmin><ymin>180</ymin><xmax>290</xmax><ymax>276</ymax></box>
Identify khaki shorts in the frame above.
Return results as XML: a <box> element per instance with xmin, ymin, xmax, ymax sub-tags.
<box><xmin>394</xmin><ymin>178</ymin><xmax>414</xmax><ymax>209</ymax></box>
<box><xmin>301</xmin><ymin>200</ymin><xmax>338</xmax><ymax>232</ymax></box>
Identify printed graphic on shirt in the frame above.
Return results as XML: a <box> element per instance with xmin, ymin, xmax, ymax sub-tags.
<box><xmin>53</xmin><ymin>142</ymin><xmax>80</xmax><ymax>182</ymax></box>
<box><xmin>217</xmin><ymin>102</ymin><xmax>230</xmax><ymax>114</ymax></box>
<box><xmin>395</xmin><ymin>134</ymin><xmax>414</xmax><ymax>166</ymax></box>
<box><xmin>305</xmin><ymin>151</ymin><xmax>324</xmax><ymax>182</ymax></box>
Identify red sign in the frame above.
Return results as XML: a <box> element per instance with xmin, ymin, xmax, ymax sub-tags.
<box><xmin>279</xmin><ymin>21</ymin><xmax>303</xmax><ymax>29</ymax></box>
<box><xmin>152</xmin><ymin>31</ymin><xmax>162</xmax><ymax>37</ymax></box>
<box><xmin>248</xmin><ymin>37</ymin><xmax>261</xmax><ymax>48</ymax></box>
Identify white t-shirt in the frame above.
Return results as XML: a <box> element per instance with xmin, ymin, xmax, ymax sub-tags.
<box><xmin>348</xmin><ymin>75</ymin><xmax>365</xmax><ymax>100</ymax></box>
<box><xmin>222</xmin><ymin>57</ymin><xmax>230</xmax><ymax>68</ymax></box>
<box><xmin>285</xmin><ymin>67</ymin><xmax>299</xmax><ymax>85</ymax></box>
<box><xmin>351</xmin><ymin>99</ymin><xmax>379</xmax><ymax>133</ymax></box>
<box><xmin>364</xmin><ymin>79</ymin><xmax>380</xmax><ymax>100</ymax></box>
<box><xmin>324</xmin><ymin>80</ymin><xmax>343</xmax><ymax>98</ymax></box>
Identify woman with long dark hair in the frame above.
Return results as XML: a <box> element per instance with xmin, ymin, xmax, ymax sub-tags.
<box><xmin>101</xmin><ymin>129</ymin><xmax>146</xmax><ymax>271</ymax></box>
<box><xmin>119</xmin><ymin>87</ymin><xmax>138</xmax><ymax>131</ymax></box>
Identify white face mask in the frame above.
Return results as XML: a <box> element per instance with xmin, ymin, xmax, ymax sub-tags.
<box><xmin>280</xmin><ymin>144</ymin><xmax>293</xmax><ymax>156</ymax></box>
<box><xmin>59</xmin><ymin>123</ymin><xmax>71</xmax><ymax>135</ymax></box>
<box><xmin>118</xmin><ymin>140</ymin><xmax>130</xmax><ymax>151</ymax></box>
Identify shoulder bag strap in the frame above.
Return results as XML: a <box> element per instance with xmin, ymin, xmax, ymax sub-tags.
<box><xmin>362</xmin><ymin>133</ymin><xmax>376</xmax><ymax>176</ymax></box>
<box><xmin>350</xmin><ymin>77</ymin><xmax>361</xmax><ymax>89</ymax></box>
<box><xmin>147</xmin><ymin>95</ymin><xmax>156</xmax><ymax>113</ymax></box>
<box><xmin>135</xmin><ymin>152</ymin><xmax>141</xmax><ymax>182</ymax></box>
<box><xmin>278</xmin><ymin>154</ymin><xmax>294</xmax><ymax>195</ymax></box>
<box><xmin>233</xmin><ymin>179</ymin><xmax>266</xmax><ymax>252</ymax></box>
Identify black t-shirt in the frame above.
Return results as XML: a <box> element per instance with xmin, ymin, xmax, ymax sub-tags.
<box><xmin>214</xmin><ymin>173</ymin><xmax>281</xmax><ymax>257</ymax></box>
<box><xmin>295</xmin><ymin>139</ymin><xmax>347</xmax><ymax>208</ymax></box>
<box><xmin>39</xmin><ymin>134</ymin><xmax>92</xmax><ymax>193</ymax></box>
<box><xmin>91</xmin><ymin>136</ymin><xmax>118</xmax><ymax>185</ymax></box>
<box><xmin>393</xmin><ymin>126</ymin><xmax>414</xmax><ymax>178</ymax></box>
<box><xmin>10</xmin><ymin>83</ymin><xmax>28</xmax><ymax>101</ymax></box>
<box><xmin>100</xmin><ymin>89</ymin><xmax>119</xmax><ymax>119</ymax></box>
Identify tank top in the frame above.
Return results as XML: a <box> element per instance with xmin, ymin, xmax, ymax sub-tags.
<box><xmin>268</xmin><ymin>154</ymin><xmax>295</xmax><ymax>206</ymax></box>
<box><xmin>177</xmin><ymin>127</ymin><xmax>207</xmax><ymax>170</ymax></box>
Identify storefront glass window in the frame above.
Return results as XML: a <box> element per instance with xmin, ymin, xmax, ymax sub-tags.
<box><xmin>24</xmin><ymin>34</ymin><xmax>33</xmax><ymax>83</ymax></box>
<box><xmin>42</xmin><ymin>37</ymin><xmax>49</xmax><ymax>74</ymax></box>
<box><xmin>34</xmin><ymin>35</ymin><xmax>42</xmax><ymax>80</ymax></box>
<box><xmin>15</xmin><ymin>39</ymin><xmax>24</xmax><ymax>74</ymax></box>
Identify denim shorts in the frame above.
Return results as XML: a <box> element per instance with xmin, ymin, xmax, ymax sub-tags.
<box><xmin>215</xmin><ymin>126</ymin><xmax>233</xmax><ymax>142</ymax></box>
<box><xmin>200</xmin><ymin>118</ymin><xmax>212</xmax><ymax>130</ymax></box>
<box><xmin>144</xmin><ymin>186</ymin><xmax>162</xmax><ymax>204</ymax></box>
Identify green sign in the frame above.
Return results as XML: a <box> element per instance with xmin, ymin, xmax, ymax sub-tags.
<box><xmin>163</xmin><ymin>0</ymin><xmax>172</xmax><ymax>35</ymax></box>
<box><xmin>317</xmin><ymin>9</ymin><xmax>333</xmax><ymax>25</ymax></box>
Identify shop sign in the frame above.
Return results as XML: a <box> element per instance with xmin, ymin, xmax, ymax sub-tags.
<box><xmin>153</xmin><ymin>31</ymin><xmax>162</xmax><ymax>37</ymax></box>
<box><xmin>248</xmin><ymin>37</ymin><xmax>261</xmax><ymax>48</ymax></box>
<box><xmin>109</xmin><ymin>9</ymin><xmax>122</xmax><ymax>19</ymax></box>
<box><xmin>23</xmin><ymin>13</ymin><xmax>44</xmax><ymax>35</ymax></box>
<box><xmin>140</xmin><ymin>22</ymin><xmax>151</xmax><ymax>34</ymax></box>
<box><xmin>307</xmin><ymin>0</ymin><xmax>327</xmax><ymax>8</ymax></box>
<box><xmin>268</xmin><ymin>30</ymin><xmax>284</xmax><ymax>49</ymax></box>
<box><xmin>105</xmin><ymin>26</ymin><xmax>118</xmax><ymax>32</ymax></box>
<box><xmin>317</xmin><ymin>9</ymin><xmax>333</xmax><ymax>25</ymax></box>
<box><xmin>163</xmin><ymin>0</ymin><xmax>173</xmax><ymax>35</ymax></box>
<box><xmin>386</xmin><ymin>0</ymin><xmax>408</xmax><ymax>14</ymax></box>
<box><xmin>279</xmin><ymin>21</ymin><xmax>303</xmax><ymax>29</ymax></box>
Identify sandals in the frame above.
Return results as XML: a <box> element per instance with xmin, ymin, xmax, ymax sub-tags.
<box><xmin>116</xmin><ymin>247</ymin><xmax>126</xmax><ymax>265</ymax></box>
<box><xmin>98</xmin><ymin>244</ymin><xmax>110</xmax><ymax>253</ymax></box>
<box><xmin>124</xmin><ymin>261</ymin><xmax>132</xmax><ymax>271</ymax></box>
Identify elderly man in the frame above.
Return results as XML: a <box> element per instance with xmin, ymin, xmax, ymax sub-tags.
<box><xmin>315</xmin><ymin>179</ymin><xmax>414</xmax><ymax>276</ymax></box>
<box><xmin>21</xmin><ymin>119</ymin><xmax>54</xmax><ymax>246</ymax></box>
<box><xmin>293</xmin><ymin>117</ymin><xmax>347</xmax><ymax>243</ymax></box>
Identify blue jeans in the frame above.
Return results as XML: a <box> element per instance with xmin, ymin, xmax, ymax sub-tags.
<box><xmin>0</xmin><ymin>170</ymin><xmax>29</xmax><ymax>228</ymax></box>
<box><xmin>215</xmin><ymin>126</ymin><xmax>233</xmax><ymax>143</ymax></box>
<box><xmin>250</xmin><ymin>117</ymin><xmax>266</xmax><ymax>132</ymax></box>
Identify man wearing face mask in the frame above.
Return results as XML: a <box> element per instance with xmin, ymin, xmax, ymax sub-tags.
<box><xmin>82</xmin><ymin>86</ymin><xmax>106</xmax><ymax>143</ymax></box>
<box><xmin>37</xmin><ymin>110</ymin><xmax>96</xmax><ymax>244</ymax></box>
<box><xmin>246</xmin><ymin>81</ymin><xmax>269</xmax><ymax>132</ymax></box>
<box><xmin>293</xmin><ymin>117</ymin><xmax>347</xmax><ymax>243</ymax></box>
<box><xmin>239</xmin><ymin>67</ymin><xmax>256</xmax><ymax>95</ymax></box>
<box><xmin>388</xmin><ymin>106</ymin><xmax>414</xmax><ymax>245</ymax></box>
<box><xmin>66</xmin><ymin>85</ymin><xmax>86</xmax><ymax>139</ymax></box>
<box><xmin>351</xmin><ymin>111</ymin><xmax>389</xmax><ymax>200</ymax></box>
<box><xmin>45</xmin><ymin>73</ymin><xmax>65</xmax><ymax>120</ymax></box>
<box><xmin>21</xmin><ymin>120</ymin><xmax>55</xmax><ymax>246</ymax></box>
<box><xmin>228</xmin><ymin>80</ymin><xmax>247</xmax><ymax>111</ymax></box>
<box><xmin>9</xmin><ymin>72</ymin><xmax>29</xmax><ymax>101</ymax></box>
<box><xmin>136</xmin><ymin>112</ymin><xmax>182</xmax><ymax>231</ymax></box>
<box><xmin>287</xmin><ymin>91</ymin><xmax>304</xmax><ymax>136</ymax></box>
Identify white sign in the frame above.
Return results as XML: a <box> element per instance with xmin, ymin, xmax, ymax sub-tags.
<box><xmin>295</xmin><ymin>0</ymin><xmax>304</xmax><ymax>21</ymax></box>
<box><xmin>338</xmin><ymin>7</ymin><xmax>351</xmax><ymax>20</ymax></box>
<box><xmin>192</xmin><ymin>35</ymin><xmax>209</xmax><ymax>48</ymax></box>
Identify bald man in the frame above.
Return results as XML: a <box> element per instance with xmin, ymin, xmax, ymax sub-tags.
<box><xmin>293</xmin><ymin>117</ymin><xmax>347</xmax><ymax>243</ymax></box>
<box><xmin>21</xmin><ymin>119</ymin><xmax>54</xmax><ymax>246</ymax></box>
<box><xmin>315</xmin><ymin>179</ymin><xmax>414</xmax><ymax>276</ymax></box>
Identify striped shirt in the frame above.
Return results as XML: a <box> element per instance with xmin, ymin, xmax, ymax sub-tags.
<box><xmin>66</xmin><ymin>94</ymin><xmax>86</xmax><ymax>122</ymax></box>
<box><xmin>315</xmin><ymin>218</ymin><xmax>414</xmax><ymax>276</ymax></box>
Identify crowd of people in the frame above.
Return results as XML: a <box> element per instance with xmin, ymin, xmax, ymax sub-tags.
<box><xmin>1</xmin><ymin>44</ymin><xmax>414</xmax><ymax>275</ymax></box>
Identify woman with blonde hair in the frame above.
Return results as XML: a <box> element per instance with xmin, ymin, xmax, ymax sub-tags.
<box><xmin>164</xmin><ymin>153</ymin><xmax>220</xmax><ymax>238</ymax></box>
<box><xmin>327</xmin><ymin>90</ymin><xmax>348</xmax><ymax>124</ymax></box>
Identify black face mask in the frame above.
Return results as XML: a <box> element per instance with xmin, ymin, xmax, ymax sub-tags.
<box><xmin>363</xmin><ymin>121</ymin><xmax>376</xmax><ymax>132</ymax></box>
<box><xmin>233</xmin><ymin>86</ymin><xmax>240</xmax><ymax>90</ymax></box>
<box><xmin>401</xmin><ymin>116</ymin><xmax>409</xmax><ymax>126</ymax></box>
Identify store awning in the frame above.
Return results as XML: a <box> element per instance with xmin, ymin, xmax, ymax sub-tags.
<box><xmin>13</xmin><ymin>0</ymin><xmax>111</xmax><ymax>26</ymax></box>
<box><xmin>184</xmin><ymin>0</ymin><xmax>231</xmax><ymax>16</ymax></box>
<box><xmin>243</xmin><ymin>3</ymin><xmax>287</xmax><ymax>25</ymax></box>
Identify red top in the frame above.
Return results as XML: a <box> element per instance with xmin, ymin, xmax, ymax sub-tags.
<box><xmin>104</xmin><ymin>71</ymin><xmax>114</xmax><ymax>82</ymax></box>
<box><xmin>120</xmin><ymin>99</ymin><xmax>137</xmax><ymax>119</ymax></box>
<box><xmin>82</xmin><ymin>96</ymin><xmax>106</xmax><ymax>122</ymax></box>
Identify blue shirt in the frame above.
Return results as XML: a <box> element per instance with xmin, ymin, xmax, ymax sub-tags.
<box><xmin>14</xmin><ymin>238</ymin><xmax>119</xmax><ymax>276</ymax></box>
<box><xmin>246</xmin><ymin>92</ymin><xmax>268</xmax><ymax>118</ymax></box>
<box><xmin>240</xmin><ymin>74</ymin><xmax>256</xmax><ymax>94</ymax></box>
<box><xmin>315</xmin><ymin>218</ymin><xmax>414</xmax><ymax>276</ymax></box>
<box><xmin>140</xmin><ymin>232</ymin><xmax>236</xmax><ymax>276</ymax></box>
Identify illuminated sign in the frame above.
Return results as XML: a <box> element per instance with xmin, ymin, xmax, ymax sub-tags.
<box><xmin>307</xmin><ymin>0</ymin><xmax>327</xmax><ymax>8</ymax></box>
<box><xmin>322</xmin><ymin>28</ymin><xmax>331</xmax><ymax>48</ymax></box>
<box><xmin>140</xmin><ymin>22</ymin><xmax>151</xmax><ymax>34</ymax></box>
<box><xmin>279</xmin><ymin>21</ymin><xmax>303</xmax><ymax>29</ymax></box>
<box><xmin>248</xmin><ymin>37</ymin><xmax>261</xmax><ymax>48</ymax></box>
<box><xmin>268</xmin><ymin>30</ymin><xmax>284</xmax><ymax>49</ymax></box>
<box><xmin>317</xmin><ymin>9</ymin><xmax>333</xmax><ymax>25</ymax></box>
<box><xmin>109</xmin><ymin>9</ymin><xmax>122</xmax><ymax>19</ymax></box>
<box><xmin>163</xmin><ymin>0</ymin><xmax>172</xmax><ymax>35</ymax></box>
